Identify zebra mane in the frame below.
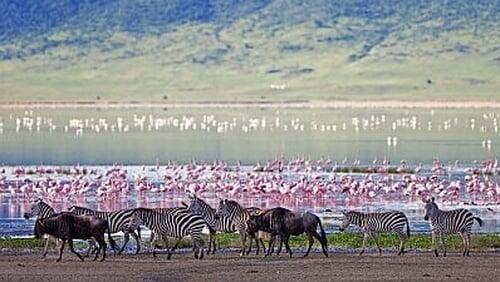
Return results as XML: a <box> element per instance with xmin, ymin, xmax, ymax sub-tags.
<box><xmin>224</xmin><ymin>199</ymin><xmax>244</xmax><ymax>212</ymax></box>
<box><xmin>38</xmin><ymin>200</ymin><xmax>54</xmax><ymax>210</ymax></box>
<box><xmin>193</xmin><ymin>197</ymin><xmax>216</xmax><ymax>212</ymax></box>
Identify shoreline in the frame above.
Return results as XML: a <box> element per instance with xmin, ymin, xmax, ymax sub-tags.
<box><xmin>0</xmin><ymin>100</ymin><xmax>499</xmax><ymax>109</ymax></box>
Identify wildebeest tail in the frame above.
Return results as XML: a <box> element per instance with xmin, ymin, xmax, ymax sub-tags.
<box><xmin>316</xmin><ymin>215</ymin><xmax>328</xmax><ymax>246</ymax></box>
<box><xmin>474</xmin><ymin>217</ymin><xmax>483</xmax><ymax>227</ymax></box>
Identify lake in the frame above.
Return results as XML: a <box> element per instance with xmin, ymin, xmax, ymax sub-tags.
<box><xmin>0</xmin><ymin>107</ymin><xmax>498</xmax><ymax>236</ymax></box>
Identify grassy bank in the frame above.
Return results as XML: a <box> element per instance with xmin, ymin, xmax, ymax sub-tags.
<box><xmin>3</xmin><ymin>233</ymin><xmax>500</xmax><ymax>252</ymax></box>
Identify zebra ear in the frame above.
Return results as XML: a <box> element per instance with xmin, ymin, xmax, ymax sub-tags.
<box><xmin>431</xmin><ymin>197</ymin><xmax>435</xmax><ymax>203</ymax></box>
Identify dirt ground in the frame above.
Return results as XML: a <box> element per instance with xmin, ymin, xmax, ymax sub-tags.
<box><xmin>0</xmin><ymin>250</ymin><xmax>499</xmax><ymax>282</ymax></box>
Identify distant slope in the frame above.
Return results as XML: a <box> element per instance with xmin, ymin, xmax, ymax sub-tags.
<box><xmin>0</xmin><ymin>0</ymin><xmax>499</xmax><ymax>102</ymax></box>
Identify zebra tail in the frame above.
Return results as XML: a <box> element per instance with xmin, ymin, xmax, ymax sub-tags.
<box><xmin>107</xmin><ymin>229</ymin><xmax>118</xmax><ymax>251</ymax></box>
<box><xmin>405</xmin><ymin>216</ymin><xmax>411</xmax><ymax>238</ymax></box>
<box><xmin>474</xmin><ymin>217</ymin><xmax>483</xmax><ymax>227</ymax></box>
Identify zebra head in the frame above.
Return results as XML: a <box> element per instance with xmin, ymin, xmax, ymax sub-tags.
<box><xmin>424</xmin><ymin>197</ymin><xmax>439</xmax><ymax>221</ymax></box>
<box><xmin>215</xmin><ymin>199</ymin><xmax>242</xmax><ymax>219</ymax></box>
<box><xmin>187</xmin><ymin>194</ymin><xmax>210</xmax><ymax>215</ymax></box>
<box><xmin>24</xmin><ymin>198</ymin><xmax>50</xmax><ymax>219</ymax></box>
<box><xmin>338</xmin><ymin>210</ymin><xmax>357</xmax><ymax>231</ymax></box>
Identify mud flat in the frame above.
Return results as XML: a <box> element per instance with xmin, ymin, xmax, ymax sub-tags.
<box><xmin>0</xmin><ymin>251</ymin><xmax>499</xmax><ymax>281</ymax></box>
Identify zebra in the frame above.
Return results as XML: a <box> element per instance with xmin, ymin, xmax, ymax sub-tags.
<box><xmin>129</xmin><ymin>207</ymin><xmax>206</xmax><ymax>259</ymax></box>
<box><xmin>215</xmin><ymin>199</ymin><xmax>273</xmax><ymax>256</ymax></box>
<box><xmin>423</xmin><ymin>197</ymin><xmax>482</xmax><ymax>256</ymax></box>
<box><xmin>187</xmin><ymin>195</ymin><xmax>245</xmax><ymax>254</ymax></box>
<box><xmin>68</xmin><ymin>206</ymin><xmax>139</xmax><ymax>254</ymax></box>
<box><xmin>339</xmin><ymin>210</ymin><xmax>410</xmax><ymax>255</ymax></box>
<box><xmin>23</xmin><ymin>199</ymin><xmax>61</xmax><ymax>257</ymax></box>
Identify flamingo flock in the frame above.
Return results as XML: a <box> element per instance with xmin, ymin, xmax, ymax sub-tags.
<box><xmin>0</xmin><ymin>110</ymin><xmax>497</xmax><ymax>150</ymax></box>
<box><xmin>0</xmin><ymin>158</ymin><xmax>499</xmax><ymax>209</ymax></box>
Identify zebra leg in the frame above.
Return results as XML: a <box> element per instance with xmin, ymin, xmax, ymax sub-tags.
<box><xmin>369</xmin><ymin>233</ymin><xmax>382</xmax><ymax>256</ymax></box>
<box><xmin>303</xmin><ymin>233</ymin><xmax>314</xmax><ymax>258</ymax></box>
<box><xmin>397</xmin><ymin>231</ymin><xmax>407</xmax><ymax>255</ymax></box>
<box><xmin>167</xmin><ymin>237</ymin><xmax>183</xmax><ymax>260</ymax></box>
<box><xmin>431</xmin><ymin>232</ymin><xmax>438</xmax><ymax>257</ymax></box>
<box><xmin>440</xmin><ymin>233</ymin><xmax>447</xmax><ymax>257</ymax></box>
<box><xmin>246</xmin><ymin>235</ymin><xmax>254</xmax><ymax>256</ymax></box>
<box><xmin>150</xmin><ymin>232</ymin><xmax>161</xmax><ymax>258</ymax></box>
<box><xmin>459</xmin><ymin>232</ymin><xmax>467</xmax><ymax>256</ymax></box>
<box><xmin>84</xmin><ymin>240</ymin><xmax>92</xmax><ymax>257</ymax></box>
<box><xmin>257</xmin><ymin>238</ymin><xmax>265</xmax><ymax>256</ymax></box>
<box><xmin>68</xmin><ymin>239</ymin><xmax>84</xmax><ymax>262</ymax></box>
<box><xmin>131</xmin><ymin>231</ymin><xmax>141</xmax><ymax>255</ymax></box>
<box><xmin>118</xmin><ymin>232</ymin><xmax>130</xmax><ymax>254</ymax></box>
<box><xmin>466</xmin><ymin>233</ymin><xmax>471</xmax><ymax>256</ymax></box>
<box><xmin>239</xmin><ymin>231</ymin><xmax>247</xmax><ymax>257</ymax></box>
<box><xmin>57</xmin><ymin>240</ymin><xmax>66</xmax><ymax>262</ymax></box>
<box><xmin>42</xmin><ymin>238</ymin><xmax>51</xmax><ymax>258</ymax></box>
<box><xmin>360</xmin><ymin>233</ymin><xmax>369</xmax><ymax>256</ymax></box>
<box><xmin>207</xmin><ymin>232</ymin><xmax>213</xmax><ymax>254</ymax></box>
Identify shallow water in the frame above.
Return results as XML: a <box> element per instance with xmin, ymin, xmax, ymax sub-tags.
<box><xmin>1</xmin><ymin>165</ymin><xmax>498</xmax><ymax>237</ymax></box>
<box><xmin>0</xmin><ymin>108</ymin><xmax>498</xmax><ymax>165</ymax></box>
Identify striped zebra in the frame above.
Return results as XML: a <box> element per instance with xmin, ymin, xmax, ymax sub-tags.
<box><xmin>149</xmin><ymin>206</ymin><xmax>191</xmax><ymax>244</ymax></box>
<box><xmin>339</xmin><ymin>210</ymin><xmax>410</xmax><ymax>255</ymax></box>
<box><xmin>187</xmin><ymin>195</ymin><xmax>240</xmax><ymax>254</ymax></box>
<box><xmin>23</xmin><ymin>199</ymin><xmax>60</xmax><ymax>257</ymax></box>
<box><xmin>424</xmin><ymin>197</ymin><xmax>482</xmax><ymax>256</ymax></box>
<box><xmin>215</xmin><ymin>199</ymin><xmax>269</xmax><ymax>256</ymax></box>
<box><xmin>69</xmin><ymin>206</ymin><xmax>139</xmax><ymax>254</ymax></box>
<box><xmin>129</xmin><ymin>207</ymin><xmax>206</xmax><ymax>259</ymax></box>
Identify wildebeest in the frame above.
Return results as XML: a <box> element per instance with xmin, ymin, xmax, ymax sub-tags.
<box><xmin>34</xmin><ymin>212</ymin><xmax>112</xmax><ymax>262</ymax></box>
<box><xmin>246</xmin><ymin>207</ymin><xmax>328</xmax><ymax>258</ymax></box>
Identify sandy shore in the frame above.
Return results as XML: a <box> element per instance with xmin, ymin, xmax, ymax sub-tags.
<box><xmin>0</xmin><ymin>100</ymin><xmax>499</xmax><ymax>109</ymax></box>
<box><xmin>0</xmin><ymin>251</ymin><xmax>499</xmax><ymax>281</ymax></box>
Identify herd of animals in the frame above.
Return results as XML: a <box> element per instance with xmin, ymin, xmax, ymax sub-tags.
<box><xmin>24</xmin><ymin>195</ymin><xmax>483</xmax><ymax>262</ymax></box>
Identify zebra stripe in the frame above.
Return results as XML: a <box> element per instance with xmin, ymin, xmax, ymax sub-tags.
<box><xmin>424</xmin><ymin>198</ymin><xmax>482</xmax><ymax>256</ymax></box>
<box><xmin>339</xmin><ymin>210</ymin><xmax>410</xmax><ymax>255</ymax></box>
<box><xmin>215</xmin><ymin>199</ymin><xmax>265</xmax><ymax>256</ymax></box>
<box><xmin>69</xmin><ymin>206</ymin><xmax>140</xmax><ymax>254</ymax></box>
<box><xmin>187</xmin><ymin>196</ymin><xmax>238</xmax><ymax>254</ymax></box>
<box><xmin>130</xmin><ymin>207</ymin><xmax>206</xmax><ymax>259</ymax></box>
<box><xmin>24</xmin><ymin>199</ymin><xmax>55</xmax><ymax>219</ymax></box>
<box><xmin>24</xmin><ymin>199</ymin><xmax>59</xmax><ymax>257</ymax></box>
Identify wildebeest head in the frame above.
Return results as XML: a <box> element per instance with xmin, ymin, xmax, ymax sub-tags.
<box><xmin>34</xmin><ymin>219</ymin><xmax>46</xmax><ymax>239</ymax></box>
<box><xmin>423</xmin><ymin>197</ymin><xmax>438</xmax><ymax>221</ymax></box>
<box><xmin>246</xmin><ymin>215</ymin><xmax>260</xmax><ymax>234</ymax></box>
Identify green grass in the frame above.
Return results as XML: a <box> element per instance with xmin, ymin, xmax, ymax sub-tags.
<box><xmin>4</xmin><ymin>233</ymin><xmax>499</xmax><ymax>252</ymax></box>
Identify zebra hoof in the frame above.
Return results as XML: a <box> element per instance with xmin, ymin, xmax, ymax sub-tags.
<box><xmin>434</xmin><ymin>250</ymin><xmax>439</xmax><ymax>257</ymax></box>
<box><xmin>167</xmin><ymin>253</ymin><xmax>172</xmax><ymax>260</ymax></box>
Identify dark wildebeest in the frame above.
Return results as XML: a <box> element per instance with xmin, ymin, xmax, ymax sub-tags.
<box><xmin>246</xmin><ymin>207</ymin><xmax>328</xmax><ymax>258</ymax></box>
<box><xmin>34</xmin><ymin>212</ymin><xmax>111</xmax><ymax>262</ymax></box>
